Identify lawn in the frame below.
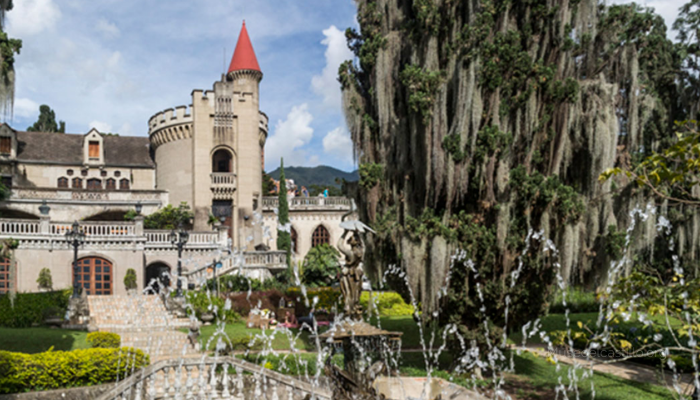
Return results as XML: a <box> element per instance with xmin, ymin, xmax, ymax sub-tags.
<box><xmin>0</xmin><ymin>327</ymin><xmax>89</xmax><ymax>353</ymax></box>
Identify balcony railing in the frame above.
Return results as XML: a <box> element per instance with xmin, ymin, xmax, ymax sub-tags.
<box><xmin>261</xmin><ymin>196</ymin><xmax>351</xmax><ymax>210</ymax></box>
<box><xmin>8</xmin><ymin>187</ymin><xmax>167</xmax><ymax>202</ymax></box>
<box><xmin>210</xmin><ymin>173</ymin><xmax>236</xmax><ymax>200</ymax></box>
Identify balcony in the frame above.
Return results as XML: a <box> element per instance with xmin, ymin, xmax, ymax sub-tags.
<box><xmin>210</xmin><ymin>173</ymin><xmax>236</xmax><ymax>200</ymax></box>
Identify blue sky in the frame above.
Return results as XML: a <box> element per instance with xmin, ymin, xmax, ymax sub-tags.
<box><xmin>3</xmin><ymin>0</ymin><xmax>685</xmax><ymax>173</ymax></box>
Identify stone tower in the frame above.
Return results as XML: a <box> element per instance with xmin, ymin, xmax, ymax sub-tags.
<box><xmin>151</xmin><ymin>22</ymin><xmax>268</xmax><ymax>250</ymax></box>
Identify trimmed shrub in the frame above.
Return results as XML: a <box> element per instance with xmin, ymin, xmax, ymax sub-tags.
<box><xmin>86</xmin><ymin>332</ymin><xmax>121</xmax><ymax>349</ymax></box>
<box><xmin>301</xmin><ymin>244</ymin><xmax>341</xmax><ymax>288</ymax></box>
<box><xmin>0</xmin><ymin>289</ymin><xmax>71</xmax><ymax>328</ymax></box>
<box><xmin>360</xmin><ymin>291</ymin><xmax>415</xmax><ymax>317</ymax></box>
<box><xmin>185</xmin><ymin>290</ymin><xmax>240</xmax><ymax>323</ymax></box>
<box><xmin>123</xmin><ymin>268</ymin><xmax>137</xmax><ymax>291</ymax></box>
<box><xmin>0</xmin><ymin>347</ymin><xmax>149</xmax><ymax>394</ymax></box>
<box><xmin>227</xmin><ymin>289</ymin><xmax>290</xmax><ymax>317</ymax></box>
<box><xmin>36</xmin><ymin>268</ymin><xmax>52</xmax><ymax>290</ymax></box>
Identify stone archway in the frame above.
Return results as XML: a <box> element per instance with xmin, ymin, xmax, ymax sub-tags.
<box><xmin>145</xmin><ymin>262</ymin><xmax>171</xmax><ymax>294</ymax></box>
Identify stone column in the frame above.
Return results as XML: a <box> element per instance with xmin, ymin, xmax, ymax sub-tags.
<box><xmin>134</xmin><ymin>216</ymin><xmax>144</xmax><ymax>237</ymax></box>
<box><xmin>39</xmin><ymin>215</ymin><xmax>50</xmax><ymax>235</ymax></box>
<box><xmin>216</xmin><ymin>223</ymin><xmax>229</xmax><ymax>248</ymax></box>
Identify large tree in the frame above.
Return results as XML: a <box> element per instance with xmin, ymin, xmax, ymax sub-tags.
<box><xmin>26</xmin><ymin>105</ymin><xmax>65</xmax><ymax>133</ymax></box>
<box><xmin>341</xmin><ymin>0</ymin><xmax>696</xmax><ymax>359</ymax></box>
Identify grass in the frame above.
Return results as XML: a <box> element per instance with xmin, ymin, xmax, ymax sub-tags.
<box><xmin>0</xmin><ymin>327</ymin><xmax>89</xmax><ymax>353</ymax></box>
<box><xmin>195</xmin><ymin>322</ymin><xmax>316</xmax><ymax>351</ymax></box>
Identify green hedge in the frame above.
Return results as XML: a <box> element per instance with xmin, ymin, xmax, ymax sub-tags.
<box><xmin>87</xmin><ymin>332</ymin><xmax>121</xmax><ymax>349</ymax></box>
<box><xmin>360</xmin><ymin>292</ymin><xmax>415</xmax><ymax>317</ymax></box>
<box><xmin>0</xmin><ymin>347</ymin><xmax>149</xmax><ymax>393</ymax></box>
<box><xmin>0</xmin><ymin>289</ymin><xmax>71</xmax><ymax>328</ymax></box>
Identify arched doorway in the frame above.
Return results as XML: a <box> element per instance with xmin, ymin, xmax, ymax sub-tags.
<box><xmin>291</xmin><ymin>227</ymin><xmax>298</xmax><ymax>253</ymax></box>
<box><xmin>145</xmin><ymin>262</ymin><xmax>171</xmax><ymax>294</ymax></box>
<box><xmin>212</xmin><ymin>149</ymin><xmax>233</xmax><ymax>173</ymax></box>
<box><xmin>74</xmin><ymin>257</ymin><xmax>112</xmax><ymax>295</ymax></box>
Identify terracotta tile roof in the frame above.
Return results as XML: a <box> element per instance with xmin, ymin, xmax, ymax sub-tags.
<box><xmin>15</xmin><ymin>131</ymin><xmax>154</xmax><ymax>167</ymax></box>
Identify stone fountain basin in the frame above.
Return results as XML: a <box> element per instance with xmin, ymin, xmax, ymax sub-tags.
<box><xmin>373</xmin><ymin>376</ymin><xmax>486</xmax><ymax>400</ymax></box>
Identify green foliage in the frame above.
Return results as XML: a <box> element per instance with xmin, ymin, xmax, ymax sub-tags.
<box><xmin>36</xmin><ymin>268</ymin><xmax>52</xmax><ymax>290</ymax></box>
<box><xmin>548</xmin><ymin>288</ymin><xmax>599</xmax><ymax>314</ymax></box>
<box><xmin>345</xmin><ymin>1</ymin><xmax>385</xmax><ymax>71</ymax></box>
<box><xmin>510</xmin><ymin>165</ymin><xmax>585</xmax><ymax>223</ymax></box>
<box><xmin>604</xmin><ymin>225</ymin><xmax>626</xmax><ymax>260</ymax></box>
<box><xmin>307</xmin><ymin>184</ymin><xmax>342</xmax><ymax>197</ymax></box>
<box><xmin>0</xmin><ymin>30</ymin><xmax>21</xmax><ymax>81</ymax></box>
<box><xmin>86</xmin><ymin>332</ymin><xmax>120</xmax><ymax>349</ymax></box>
<box><xmin>125</xmin><ymin>202</ymin><xmax>193</xmax><ymax>230</ymax></box>
<box><xmin>0</xmin><ymin>347</ymin><xmax>148</xmax><ymax>394</ymax></box>
<box><xmin>412</xmin><ymin>0</ymin><xmax>441</xmax><ymax>35</ymax></box>
<box><xmin>0</xmin><ymin>290</ymin><xmax>71</xmax><ymax>328</ymax></box>
<box><xmin>276</xmin><ymin>159</ymin><xmax>292</xmax><ymax>269</ymax></box>
<box><xmin>206</xmin><ymin>275</ymin><xmax>286</xmax><ymax>293</ymax></box>
<box><xmin>442</xmin><ymin>134</ymin><xmax>465</xmax><ymax>162</ymax></box>
<box><xmin>123</xmin><ymin>268</ymin><xmax>137</xmax><ymax>290</ymax></box>
<box><xmin>302</xmin><ymin>244</ymin><xmax>340</xmax><ymax>288</ymax></box>
<box><xmin>400</xmin><ymin>65</ymin><xmax>444</xmax><ymax>123</ymax></box>
<box><xmin>286</xmin><ymin>287</ymin><xmax>342</xmax><ymax>312</ymax></box>
<box><xmin>184</xmin><ymin>290</ymin><xmax>240</xmax><ymax>323</ymax></box>
<box><xmin>474</xmin><ymin>125</ymin><xmax>512</xmax><ymax>162</ymax></box>
<box><xmin>360</xmin><ymin>291</ymin><xmax>414</xmax><ymax>316</ymax></box>
<box><xmin>359</xmin><ymin>162</ymin><xmax>382</xmax><ymax>189</ymax></box>
<box><xmin>262</xmin><ymin>170</ymin><xmax>275</xmax><ymax>196</ymax></box>
<box><xmin>26</xmin><ymin>104</ymin><xmax>65</xmax><ymax>133</ymax></box>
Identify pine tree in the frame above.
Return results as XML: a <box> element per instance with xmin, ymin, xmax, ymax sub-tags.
<box><xmin>27</xmin><ymin>104</ymin><xmax>65</xmax><ymax>133</ymax></box>
<box><xmin>276</xmin><ymin>159</ymin><xmax>291</xmax><ymax>268</ymax></box>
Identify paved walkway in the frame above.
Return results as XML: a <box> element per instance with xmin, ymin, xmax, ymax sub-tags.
<box><xmin>522</xmin><ymin>344</ymin><xmax>696</xmax><ymax>395</ymax></box>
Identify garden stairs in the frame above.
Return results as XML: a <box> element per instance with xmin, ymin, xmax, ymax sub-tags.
<box><xmin>87</xmin><ymin>295</ymin><xmax>198</xmax><ymax>361</ymax></box>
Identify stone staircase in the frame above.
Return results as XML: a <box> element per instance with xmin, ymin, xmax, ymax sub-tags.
<box><xmin>87</xmin><ymin>295</ymin><xmax>198</xmax><ymax>361</ymax></box>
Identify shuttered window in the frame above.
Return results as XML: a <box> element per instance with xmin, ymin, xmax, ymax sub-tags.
<box><xmin>0</xmin><ymin>137</ymin><xmax>10</xmax><ymax>155</ymax></box>
<box><xmin>58</xmin><ymin>177</ymin><xmax>69</xmax><ymax>188</ymax></box>
<box><xmin>105</xmin><ymin>178</ymin><xmax>116</xmax><ymax>190</ymax></box>
<box><xmin>89</xmin><ymin>141</ymin><xmax>100</xmax><ymax>159</ymax></box>
<box><xmin>119</xmin><ymin>179</ymin><xmax>130</xmax><ymax>190</ymax></box>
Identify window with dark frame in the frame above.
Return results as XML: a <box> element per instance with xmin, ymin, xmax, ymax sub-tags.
<box><xmin>291</xmin><ymin>227</ymin><xmax>298</xmax><ymax>253</ymax></box>
<box><xmin>72</xmin><ymin>177</ymin><xmax>82</xmax><ymax>189</ymax></box>
<box><xmin>58</xmin><ymin>177</ymin><xmax>69</xmax><ymax>188</ymax></box>
<box><xmin>67</xmin><ymin>169</ymin><xmax>74</xmax><ymax>176</ymax></box>
<box><xmin>119</xmin><ymin>178</ymin><xmax>130</xmax><ymax>190</ymax></box>
<box><xmin>105</xmin><ymin>178</ymin><xmax>116</xmax><ymax>190</ymax></box>
<box><xmin>87</xmin><ymin>178</ymin><xmax>102</xmax><ymax>190</ymax></box>
<box><xmin>311</xmin><ymin>225</ymin><xmax>330</xmax><ymax>247</ymax></box>
<box><xmin>0</xmin><ymin>258</ymin><xmax>11</xmax><ymax>295</ymax></box>
<box><xmin>74</xmin><ymin>257</ymin><xmax>112</xmax><ymax>296</ymax></box>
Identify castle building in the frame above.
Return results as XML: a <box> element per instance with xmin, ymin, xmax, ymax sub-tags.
<box><xmin>0</xmin><ymin>22</ymin><xmax>350</xmax><ymax>296</ymax></box>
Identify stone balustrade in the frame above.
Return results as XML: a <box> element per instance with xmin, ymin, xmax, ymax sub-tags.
<box><xmin>9</xmin><ymin>187</ymin><xmax>167</xmax><ymax>203</ymax></box>
<box><xmin>0</xmin><ymin>219</ymin><xmax>41</xmax><ymax>235</ymax></box>
<box><xmin>261</xmin><ymin>196</ymin><xmax>351</xmax><ymax>211</ymax></box>
<box><xmin>184</xmin><ymin>250</ymin><xmax>287</xmax><ymax>285</ymax></box>
<box><xmin>97</xmin><ymin>356</ymin><xmax>331</xmax><ymax>400</ymax></box>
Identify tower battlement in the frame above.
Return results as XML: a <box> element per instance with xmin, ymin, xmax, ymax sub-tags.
<box><xmin>148</xmin><ymin>105</ymin><xmax>193</xmax><ymax>149</ymax></box>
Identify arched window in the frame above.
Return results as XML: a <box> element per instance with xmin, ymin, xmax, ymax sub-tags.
<box><xmin>0</xmin><ymin>257</ymin><xmax>11</xmax><ymax>294</ymax></box>
<box><xmin>72</xmin><ymin>177</ymin><xmax>82</xmax><ymax>189</ymax></box>
<box><xmin>74</xmin><ymin>257</ymin><xmax>113</xmax><ymax>295</ymax></box>
<box><xmin>212</xmin><ymin>149</ymin><xmax>233</xmax><ymax>173</ymax></box>
<box><xmin>58</xmin><ymin>177</ymin><xmax>69</xmax><ymax>188</ymax></box>
<box><xmin>311</xmin><ymin>225</ymin><xmax>329</xmax><ymax>247</ymax></box>
<box><xmin>105</xmin><ymin>178</ymin><xmax>116</xmax><ymax>190</ymax></box>
<box><xmin>86</xmin><ymin>178</ymin><xmax>102</xmax><ymax>190</ymax></box>
<box><xmin>291</xmin><ymin>227</ymin><xmax>298</xmax><ymax>253</ymax></box>
<box><xmin>119</xmin><ymin>179</ymin><xmax>130</xmax><ymax>190</ymax></box>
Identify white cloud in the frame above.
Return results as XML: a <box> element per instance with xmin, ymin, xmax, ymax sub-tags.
<box><xmin>96</xmin><ymin>18</ymin><xmax>120</xmax><ymax>39</ymax></box>
<box><xmin>265</xmin><ymin>104</ymin><xmax>314</xmax><ymax>166</ymax></box>
<box><xmin>7</xmin><ymin>0</ymin><xmax>61</xmax><ymax>37</ymax></box>
<box><xmin>89</xmin><ymin>120</ymin><xmax>112</xmax><ymax>133</ymax></box>
<box><xmin>13</xmin><ymin>98</ymin><xmax>39</xmax><ymax>119</ymax></box>
<box><xmin>322</xmin><ymin>127</ymin><xmax>353</xmax><ymax>165</ymax></box>
<box><xmin>311</xmin><ymin>25</ymin><xmax>353</xmax><ymax>109</ymax></box>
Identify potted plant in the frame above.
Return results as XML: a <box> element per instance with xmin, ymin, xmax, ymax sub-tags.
<box><xmin>43</xmin><ymin>306</ymin><xmax>64</xmax><ymax>327</ymax></box>
<box><xmin>36</xmin><ymin>268</ymin><xmax>53</xmax><ymax>291</ymax></box>
<box><xmin>124</xmin><ymin>268</ymin><xmax>138</xmax><ymax>295</ymax></box>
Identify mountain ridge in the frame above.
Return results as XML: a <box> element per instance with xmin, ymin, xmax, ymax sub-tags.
<box><xmin>267</xmin><ymin>165</ymin><xmax>358</xmax><ymax>188</ymax></box>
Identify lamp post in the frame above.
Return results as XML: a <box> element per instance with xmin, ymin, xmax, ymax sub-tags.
<box><xmin>169</xmin><ymin>223</ymin><xmax>189</xmax><ymax>297</ymax></box>
<box><xmin>135</xmin><ymin>201</ymin><xmax>143</xmax><ymax>215</ymax></box>
<box><xmin>65</xmin><ymin>221</ymin><xmax>85</xmax><ymax>299</ymax></box>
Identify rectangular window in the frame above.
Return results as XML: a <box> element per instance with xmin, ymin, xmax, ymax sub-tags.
<box><xmin>0</xmin><ymin>137</ymin><xmax>10</xmax><ymax>155</ymax></box>
<box><xmin>89</xmin><ymin>141</ymin><xmax>100</xmax><ymax>159</ymax></box>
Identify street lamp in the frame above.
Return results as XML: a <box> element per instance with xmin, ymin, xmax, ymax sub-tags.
<box><xmin>169</xmin><ymin>223</ymin><xmax>189</xmax><ymax>297</ymax></box>
<box><xmin>65</xmin><ymin>221</ymin><xmax>86</xmax><ymax>298</ymax></box>
<box><xmin>39</xmin><ymin>200</ymin><xmax>50</xmax><ymax>216</ymax></box>
<box><xmin>135</xmin><ymin>201</ymin><xmax>142</xmax><ymax>215</ymax></box>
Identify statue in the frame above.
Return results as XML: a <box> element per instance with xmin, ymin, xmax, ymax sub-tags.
<box><xmin>337</xmin><ymin>230</ymin><xmax>365</xmax><ymax>320</ymax></box>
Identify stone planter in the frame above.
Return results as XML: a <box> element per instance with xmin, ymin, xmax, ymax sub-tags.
<box><xmin>200</xmin><ymin>313</ymin><xmax>215</xmax><ymax>324</ymax></box>
<box><xmin>44</xmin><ymin>317</ymin><xmax>64</xmax><ymax>328</ymax></box>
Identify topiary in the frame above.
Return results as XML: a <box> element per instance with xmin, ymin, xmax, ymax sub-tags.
<box><xmin>36</xmin><ymin>268</ymin><xmax>52</xmax><ymax>290</ymax></box>
<box><xmin>123</xmin><ymin>268</ymin><xmax>137</xmax><ymax>291</ymax></box>
<box><xmin>301</xmin><ymin>244</ymin><xmax>341</xmax><ymax>288</ymax></box>
<box><xmin>86</xmin><ymin>332</ymin><xmax>121</xmax><ymax>348</ymax></box>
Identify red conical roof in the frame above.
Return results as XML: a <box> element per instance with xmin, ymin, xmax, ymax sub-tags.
<box><xmin>228</xmin><ymin>21</ymin><xmax>261</xmax><ymax>73</ymax></box>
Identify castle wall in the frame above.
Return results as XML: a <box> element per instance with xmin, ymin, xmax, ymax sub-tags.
<box><xmin>191</xmin><ymin>90</ymin><xmax>216</xmax><ymax>232</ymax></box>
<box><xmin>154</xmin><ymin>138</ymin><xmax>193</xmax><ymax>207</ymax></box>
